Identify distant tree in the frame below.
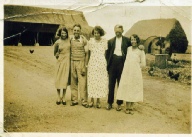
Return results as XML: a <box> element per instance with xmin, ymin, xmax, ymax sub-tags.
<box><xmin>166</xmin><ymin>21</ymin><xmax>188</xmax><ymax>55</ymax></box>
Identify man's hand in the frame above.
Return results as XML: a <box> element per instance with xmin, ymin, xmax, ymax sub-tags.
<box><xmin>138</xmin><ymin>45</ymin><xmax>144</xmax><ymax>50</ymax></box>
<box><xmin>81</xmin><ymin>67</ymin><xmax>86</xmax><ymax>76</ymax></box>
<box><xmin>55</xmin><ymin>52</ymin><xmax>59</xmax><ymax>59</ymax></box>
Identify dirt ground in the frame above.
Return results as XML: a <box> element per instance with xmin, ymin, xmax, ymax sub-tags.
<box><xmin>3</xmin><ymin>46</ymin><xmax>191</xmax><ymax>133</ymax></box>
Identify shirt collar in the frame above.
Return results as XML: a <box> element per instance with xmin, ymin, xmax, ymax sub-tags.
<box><xmin>71</xmin><ymin>35</ymin><xmax>83</xmax><ymax>42</ymax></box>
<box><xmin>116</xmin><ymin>36</ymin><xmax>122</xmax><ymax>40</ymax></box>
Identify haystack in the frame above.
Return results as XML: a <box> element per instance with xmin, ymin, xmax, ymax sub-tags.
<box><xmin>125</xmin><ymin>18</ymin><xmax>177</xmax><ymax>40</ymax></box>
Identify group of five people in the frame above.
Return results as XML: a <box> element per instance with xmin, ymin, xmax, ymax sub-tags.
<box><xmin>53</xmin><ymin>24</ymin><xmax>146</xmax><ymax>114</ymax></box>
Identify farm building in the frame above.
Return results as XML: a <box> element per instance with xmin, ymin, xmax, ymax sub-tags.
<box><xmin>143</xmin><ymin>36</ymin><xmax>157</xmax><ymax>54</ymax></box>
<box><xmin>144</xmin><ymin>36</ymin><xmax>168</xmax><ymax>55</ymax></box>
<box><xmin>4</xmin><ymin>5</ymin><xmax>92</xmax><ymax>46</ymax></box>
<box><xmin>125</xmin><ymin>18</ymin><xmax>188</xmax><ymax>54</ymax></box>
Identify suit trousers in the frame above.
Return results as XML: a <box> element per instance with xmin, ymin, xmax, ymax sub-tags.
<box><xmin>108</xmin><ymin>54</ymin><xmax>124</xmax><ymax>105</ymax></box>
<box><xmin>71</xmin><ymin>60</ymin><xmax>88</xmax><ymax>103</ymax></box>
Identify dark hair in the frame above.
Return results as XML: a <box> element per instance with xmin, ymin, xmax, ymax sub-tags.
<box><xmin>57</xmin><ymin>27</ymin><xmax>69</xmax><ymax>38</ymax></box>
<box><xmin>130</xmin><ymin>34</ymin><xmax>140</xmax><ymax>44</ymax></box>
<box><xmin>114</xmin><ymin>24</ymin><xmax>123</xmax><ymax>30</ymax></box>
<box><xmin>73</xmin><ymin>23</ymin><xmax>81</xmax><ymax>30</ymax></box>
<box><xmin>92</xmin><ymin>26</ymin><xmax>105</xmax><ymax>36</ymax></box>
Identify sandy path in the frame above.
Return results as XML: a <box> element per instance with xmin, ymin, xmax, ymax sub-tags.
<box><xmin>4</xmin><ymin>46</ymin><xmax>191</xmax><ymax>133</ymax></box>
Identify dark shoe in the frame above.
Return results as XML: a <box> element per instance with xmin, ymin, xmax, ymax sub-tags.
<box><xmin>62</xmin><ymin>101</ymin><xmax>66</xmax><ymax>105</ymax></box>
<box><xmin>82</xmin><ymin>102</ymin><xmax>89</xmax><ymax>108</ymax></box>
<box><xmin>106</xmin><ymin>104</ymin><xmax>112</xmax><ymax>110</ymax></box>
<box><xmin>82</xmin><ymin>104</ymin><xmax>89</xmax><ymax>108</ymax></box>
<box><xmin>116</xmin><ymin>105</ymin><xmax>122</xmax><ymax>111</ymax></box>
<box><xmin>70</xmin><ymin>102</ymin><xmax>78</xmax><ymax>106</ymax></box>
<box><xmin>56</xmin><ymin>101</ymin><xmax>61</xmax><ymax>105</ymax></box>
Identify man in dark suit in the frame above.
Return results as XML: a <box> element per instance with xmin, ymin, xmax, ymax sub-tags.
<box><xmin>105</xmin><ymin>25</ymin><xmax>131</xmax><ymax>111</ymax></box>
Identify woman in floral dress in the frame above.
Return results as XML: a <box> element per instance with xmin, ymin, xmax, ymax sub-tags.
<box><xmin>87</xmin><ymin>26</ymin><xmax>108</xmax><ymax>108</ymax></box>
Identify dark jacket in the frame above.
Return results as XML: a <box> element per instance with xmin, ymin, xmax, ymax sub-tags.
<box><xmin>105</xmin><ymin>36</ymin><xmax>131</xmax><ymax>71</ymax></box>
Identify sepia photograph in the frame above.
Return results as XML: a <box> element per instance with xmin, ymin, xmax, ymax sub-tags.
<box><xmin>1</xmin><ymin>0</ymin><xmax>192</xmax><ymax>136</ymax></box>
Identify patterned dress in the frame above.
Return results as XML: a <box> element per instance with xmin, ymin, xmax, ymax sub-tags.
<box><xmin>116</xmin><ymin>46</ymin><xmax>146</xmax><ymax>102</ymax></box>
<box><xmin>87</xmin><ymin>38</ymin><xmax>108</xmax><ymax>98</ymax></box>
<box><xmin>54</xmin><ymin>39</ymin><xmax>70</xmax><ymax>89</ymax></box>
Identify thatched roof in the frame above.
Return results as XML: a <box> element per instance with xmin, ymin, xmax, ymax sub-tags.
<box><xmin>125</xmin><ymin>18</ymin><xmax>177</xmax><ymax>40</ymax></box>
<box><xmin>4</xmin><ymin>5</ymin><xmax>92</xmax><ymax>36</ymax></box>
<box><xmin>4</xmin><ymin>5</ymin><xmax>93</xmax><ymax>45</ymax></box>
<box><xmin>4</xmin><ymin>5</ymin><xmax>87</xmax><ymax>25</ymax></box>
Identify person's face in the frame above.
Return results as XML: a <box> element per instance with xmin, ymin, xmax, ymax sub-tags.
<box><xmin>61</xmin><ymin>30</ymin><xmax>67</xmax><ymax>40</ymax></box>
<box><xmin>131</xmin><ymin>36</ymin><xmax>137</xmax><ymax>47</ymax></box>
<box><xmin>73</xmin><ymin>26</ymin><xmax>81</xmax><ymax>38</ymax></box>
<box><xmin>94</xmin><ymin>30</ymin><xmax>101</xmax><ymax>40</ymax></box>
<box><xmin>114</xmin><ymin>27</ymin><xmax>123</xmax><ymax>38</ymax></box>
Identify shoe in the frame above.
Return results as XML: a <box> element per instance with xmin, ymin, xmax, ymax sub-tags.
<box><xmin>116</xmin><ymin>105</ymin><xmax>122</xmax><ymax>111</ymax></box>
<box><xmin>62</xmin><ymin>101</ymin><xmax>66</xmax><ymax>105</ymax></box>
<box><xmin>70</xmin><ymin>102</ymin><xmax>78</xmax><ymax>106</ymax></box>
<box><xmin>125</xmin><ymin>109</ymin><xmax>134</xmax><ymax>115</ymax></box>
<box><xmin>125</xmin><ymin>109</ymin><xmax>129</xmax><ymax>114</ymax></box>
<box><xmin>83</xmin><ymin>104</ymin><xmax>89</xmax><ymax>108</ymax></box>
<box><xmin>56</xmin><ymin>101</ymin><xmax>61</xmax><ymax>105</ymax></box>
<box><xmin>82</xmin><ymin>100</ymin><xmax>89</xmax><ymax>108</ymax></box>
<box><xmin>106</xmin><ymin>104</ymin><xmax>112</xmax><ymax>110</ymax></box>
<box><xmin>129</xmin><ymin>109</ymin><xmax>134</xmax><ymax>115</ymax></box>
<box><xmin>82</xmin><ymin>102</ymin><xmax>89</xmax><ymax>108</ymax></box>
<box><xmin>96</xmin><ymin>103</ymin><xmax>101</xmax><ymax>109</ymax></box>
<box><xmin>89</xmin><ymin>102</ymin><xmax>94</xmax><ymax>108</ymax></box>
<box><xmin>61</xmin><ymin>99</ymin><xmax>66</xmax><ymax>105</ymax></box>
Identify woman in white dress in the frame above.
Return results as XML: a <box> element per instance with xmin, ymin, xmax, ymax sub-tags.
<box><xmin>116</xmin><ymin>34</ymin><xmax>146</xmax><ymax>114</ymax></box>
<box><xmin>87</xmin><ymin>26</ymin><xmax>108</xmax><ymax>108</ymax></box>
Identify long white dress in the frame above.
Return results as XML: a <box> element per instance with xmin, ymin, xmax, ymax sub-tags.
<box><xmin>87</xmin><ymin>38</ymin><xmax>108</xmax><ymax>98</ymax></box>
<box><xmin>116</xmin><ymin>46</ymin><xmax>146</xmax><ymax>102</ymax></box>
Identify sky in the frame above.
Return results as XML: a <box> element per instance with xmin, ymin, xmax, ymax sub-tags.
<box><xmin>35</xmin><ymin>2</ymin><xmax>191</xmax><ymax>44</ymax></box>
<box><xmin>0</xmin><ymin>0</ymin><xmax>192</xmax><ymax>137</ymax></box>
<box><xmin>1</xmin><ymin>0</ymin><xmax>191</xmax><ymax>44</ymax></box>
<box><xmin>83</xmin><ymin>5</ymin><xmax>191</xmax><ymax>43</ymax></box>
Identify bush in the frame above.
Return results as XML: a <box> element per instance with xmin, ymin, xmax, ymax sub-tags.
<box><xmin>166</xmin><ymin>21</ymin><xmax>188</xmax><ymax>55</ymax></box>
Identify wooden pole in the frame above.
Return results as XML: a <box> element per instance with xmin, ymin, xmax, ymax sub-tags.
<box><xmin>35</xmin><ymin>32</ymin><xmax>39</xmax><ymax>46</ymax></box>
<box><xmin>17</xmin><ymin>33</ymin><xmax>22</xmax><ymax>46</ymax></box>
